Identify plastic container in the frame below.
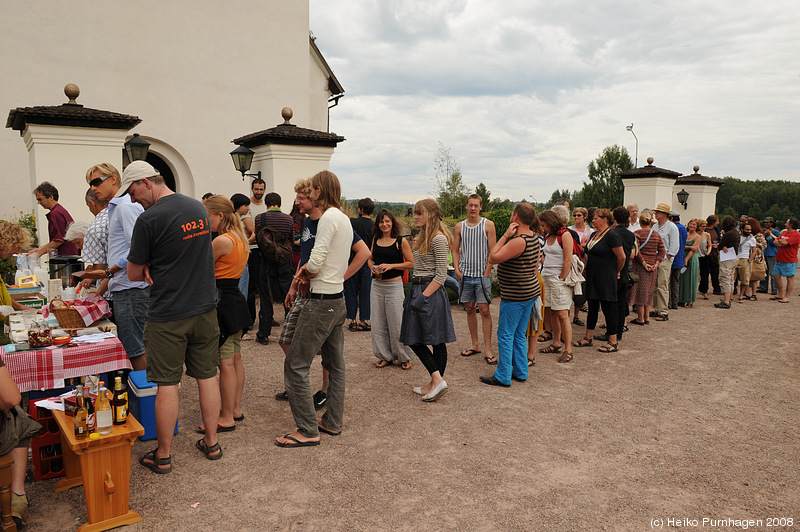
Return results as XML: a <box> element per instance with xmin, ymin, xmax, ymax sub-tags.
<box><xmin>128</xmin><ymin>370</ymin><xmax>178</xmax><ymax>440</ymax></box>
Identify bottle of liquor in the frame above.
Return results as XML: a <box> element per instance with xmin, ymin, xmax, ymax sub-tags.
<box><xmin>82</xmin><ymin>385</ymin><xmax>96</xmax><ymax>433</ymax></box>
<box><xmin>112</xmin><ymin>376</ymin><xmax>128</xmax><ymax>425</ymax></box>
<box><xmin>74</xmin><ymin>393</ymin><xmax>88</xmax><ymax>439</ymax></box>
<box><xmin>96</xmin><ymin>385</ymin><xmax>113</xmax><ymax>435</ymax></box>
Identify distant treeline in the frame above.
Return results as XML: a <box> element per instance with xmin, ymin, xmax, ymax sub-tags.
<box><xmin>715</xmin><ymin>178</ymin><xmax>800</xmax><ymax>221</ymax></box>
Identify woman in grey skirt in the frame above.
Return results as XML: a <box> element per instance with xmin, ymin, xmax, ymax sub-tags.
<box><xmin>369</xmin><ymin>209</ymin><xmax>415</xmax><ymax>369</ymax></box>
<box><xmin>400</xmin><ymin>199</ymin><xmax>456</xmax><ymax>402</ymax></box>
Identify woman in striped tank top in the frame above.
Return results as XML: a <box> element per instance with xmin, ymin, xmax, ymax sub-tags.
<box><xmin>480</xmin><ymin>203</ymin><xmax>541</xmax><ymax>387</ymax></box>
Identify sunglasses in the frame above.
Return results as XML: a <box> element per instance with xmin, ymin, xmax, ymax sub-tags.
<box><xmin>89</xmin><ymin>175</ymin><xmax>112</xmax><ymax>188</ymax></box>
<box><xmin>573</xmin><ymin>213</ymin><xmax>583</xmax><ymax>217</ymax></box>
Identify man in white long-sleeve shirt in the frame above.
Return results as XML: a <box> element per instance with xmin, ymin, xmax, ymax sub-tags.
<box><xmin>275</xmin><ymin>171</ymin><xmax>353</xmax><ymax>448</ymax></box>
<box><xmin>651</xmin><ymin>203</ymin><xmax>679</xmax><ymax>320</ymax></box>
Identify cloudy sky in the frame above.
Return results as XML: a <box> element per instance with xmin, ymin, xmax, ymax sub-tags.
<box><xmin>309</xmin><ymin>0</ymin><xmax>799</xmax><ymax>205</ymax></box>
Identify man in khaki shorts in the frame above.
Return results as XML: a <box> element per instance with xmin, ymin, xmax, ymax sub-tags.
<box><xmin>123</xmin><ymin>161</ymin><xmax>223</xmax><ymax>473</ymax></box>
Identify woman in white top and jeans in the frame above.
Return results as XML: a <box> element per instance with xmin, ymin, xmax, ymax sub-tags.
<box><xmin>538</xmin><ymin>210</ymin><xmax>574</xmax><ymax>363</ymax></box>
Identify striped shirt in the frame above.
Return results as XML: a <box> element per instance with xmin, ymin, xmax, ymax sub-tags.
<box><xmin>413</xmin><ymin>234</ymin><xmax>449</xmax><ymax>286</ymax></box>
<box><xmin>459</xmin><ymin>217</ymin><xmax>489</xmax><ymax>277</ymax></box>
<box><xmin>498</xmin><ymin>234</ymin><xmax>541</xmax><ymax>302</ymax></box>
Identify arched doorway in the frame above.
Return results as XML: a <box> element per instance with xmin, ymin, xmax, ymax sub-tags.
<box><xmin>122</xmin><ymin>149</ymin><xmax>175</xmax><ymax>191</ymax></box>
<box><xmin>122</xmin><ymin>135</ymin><xmax>195</xmax><ymax>197</ymax></box>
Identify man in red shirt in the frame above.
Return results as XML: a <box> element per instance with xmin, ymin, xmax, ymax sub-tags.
<box><xmin>773</xmin><ymin>217</ymin><xmax>800</xmax><ymax>304</ymax></box>
<box><xmin>32</xmin><ymin>181</ymin><xmax>80</xmax><ymax>257</ymax></box>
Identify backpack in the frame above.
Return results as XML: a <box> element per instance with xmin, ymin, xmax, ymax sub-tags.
<box><xmin>256</xmin><ymin>224</ymin><xmax>292</xmax><ymax>266</ymax></box>
<box><xmin>556</xmin><ymin>227</ymin><xmax>584</xmax><ymax>260</ymax></box>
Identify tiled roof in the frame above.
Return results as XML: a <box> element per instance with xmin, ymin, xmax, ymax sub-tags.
<box><xmin>675</xmin><ymin>167</ymin><xmax>724</xmax><ymax>187</ymax></box>
<box><xmin>619</xmin><ymin>163</ymin><xmax>681</xmax><ymax>179</ymax></box>
<box><xmin>6</xmin><ymin>103</ymin><xmax>141</xmax><ymax>133</ymax></box>
<box><xmin>233</xmin><ymin>123</ymin><xmax>345</xmax><ymax>149</ymax></box>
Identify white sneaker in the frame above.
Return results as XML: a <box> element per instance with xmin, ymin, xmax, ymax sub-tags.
<box><xmin>422</xmin><ymin>381</ymin><xmax>448</xmax><ymax>402</ymax></box>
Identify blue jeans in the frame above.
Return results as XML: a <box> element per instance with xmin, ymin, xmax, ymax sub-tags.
<box><xmin>112</xmin><ymin>286</ymin><xmax>150</xmax><ymax>359</ymax></box>
<box><xmin>344</xmin><ymin>265</ymin><xmax>371</xmax><ymax>321</ymax></box>
<box><xmin>760</xmin><ymin>255</ymin><xmax>777</xmax><ymax>293</ymax></box>
<box><xmin>238</xmin><ymin>263</ymin><xmax>249</xmax><ymax>297</ymax></box>
<box><xmin>495</xmin><ymin>298</ymin><xmax>536</xmax><ymax>385</ymax></box>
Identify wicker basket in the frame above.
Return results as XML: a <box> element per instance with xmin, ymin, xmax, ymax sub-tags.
<box><xmin>49</xmin><ymin>297</ymin><xmax>99</xmax><ymax>329</ymax></box>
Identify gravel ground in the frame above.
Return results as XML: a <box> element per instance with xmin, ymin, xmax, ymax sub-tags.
<box><xmin>25</xmin><ymin>295</ymin><xmax>800</xmax><ymax>531</ymax></box>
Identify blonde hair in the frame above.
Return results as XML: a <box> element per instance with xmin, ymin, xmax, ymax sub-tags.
<box><xmin>204</xmin><ymin>195</ymin><xmax>249</xmax><ymax>248</ymax></box>
<box><xmin>310</xmin><ymin>170</ymin><xmax>341</xmax><ymax>212</ymax></box>
<box><xmin>294</xmin><ymin>178</ymin><xmax>312</xmax><ymax>197</ymax></box>
<box><xmin>412</xmin><ymin>198</ymin><xmax>453</xmax><ymax>254</ymax></box>
<box><xmin>85</xmin><ymin>163</ymin><xmax>121</xmax><ymax>184</ymax></box>
<box><xmin>0</xmin><ymin>221</ymin><xmax>33</xmax><ymax>256</ymax></box>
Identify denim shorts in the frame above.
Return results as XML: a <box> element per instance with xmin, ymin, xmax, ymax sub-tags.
<box><xmin>774</xmin><ymin>261</ymin><xmax>798</xmax><ymax>277</ymax></box>
<box><xmin>460</xmin><ymin>276</ymin><xmax>492</xmax><ymax>304</ymax></box>
<box><xmin>112</xmin><ymin>287</ymin><xmax>150</xmax><ymax>359</ymax></box>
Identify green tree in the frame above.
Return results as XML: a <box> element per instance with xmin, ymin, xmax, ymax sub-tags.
<box><xmin>578</xmin><ymin>145</ymin><xmax>633</xmax><ymax>208</ymax></box>
<box><xmin>475</xmin><ymin>182</ymin><xmax>491</xmax><ymax>209</ymax></box>
<box><xmin>434</xmin><ymin>143</ymin><xmax>469</xmax><ymax>219</ymax></box>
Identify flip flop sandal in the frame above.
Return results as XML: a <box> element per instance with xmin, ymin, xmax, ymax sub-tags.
<box><xmin>557</xmin><ymin>352</ymin><xmax>573</xmax><ymax>363</ymax></box>
<box><xmin>375</xmin><ymin>360</ymin><xmax>391</xmax><ymax>368</ymax></box>
<box><xmin>234</xmin><ymin>414</ymin><xmax>245</xmax><ymax>422</ymax></box>
<box><xmin>274</xmin><ymin>434</ymin><xmax>320</xmax><ymax>448</ymax></box>
<box><xmin>196</xmin><ymin>438</ymin><xmax>223</xmax><ymax>460</ymax></box>
<box><xmin>356</xmin><ymin>322</ymin><xmax>371</xmax><ymax>331</ymax></box>
<box><xmin>196</xmin><ymin>424</ymin><xmax>236</xmax><ymax>434</ymax></box>
<box><xmin>528</xmin><ymin>357</ymin><xmax>535</xmax><ymax>367</ymax></box>
<box><xmin>539</xmin><ymin>344</ymin><xmax>562</xmax><ymax>354</ymax></box>
<box><xmin>461</xmin><ymin>348</ymin><xmax>481</xmax><ymax>357</ymax></box>
<box><xmin>537</xmin><ymin>331</ymin><xmax>553</xmax><ymax>343</ymax></box>
<box><xmin>484</xmin><ymin>355</ymin><xmax>498</xmax><ymax>365</ymax></box>
<box><xmin>401</xmin><ymin>361</ymin><xmax>413</xmax><ymax>370</ymax></box>
<box><xmin>573</xmin><ymin>337</ymin><xmax>593</xmax><ymax>347</ymax></box>
<box><xmin>140</xmin><ymin>449</ymin><xmax>172</xmax><ymax>474</ymax></box>
<box><xmin>318</xmin><ymin>425</ymin><xmax>341</xmax><ymax>436</ymax></box>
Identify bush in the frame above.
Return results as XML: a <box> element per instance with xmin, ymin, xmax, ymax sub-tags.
<box><xmin>485</xmin><ymin>209</ymin><xmax>512</xmax><ymax>239</ymax></box>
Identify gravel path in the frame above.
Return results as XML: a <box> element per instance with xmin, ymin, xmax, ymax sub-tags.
<box><xmin>26</xmin><ymin>296</ymin><xmax>800</xmax><ymax>531</ymax></box>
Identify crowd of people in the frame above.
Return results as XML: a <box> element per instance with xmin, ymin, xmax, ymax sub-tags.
<box><xmin>2</xmin><ymin>168</ymin><xmax>800</xmax><ymax>526</ymax></box>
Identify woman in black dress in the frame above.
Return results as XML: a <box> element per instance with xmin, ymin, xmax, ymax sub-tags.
<box><xmin>573</xmin><ymin>208</ymin><xmax>625</xmax><ymax>353</ymax></box>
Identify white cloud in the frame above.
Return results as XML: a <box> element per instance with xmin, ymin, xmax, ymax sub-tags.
<box><xmin>312</xmin><ymin>0</ymin><xmax>800</xmax><ymax>205</ymax></box>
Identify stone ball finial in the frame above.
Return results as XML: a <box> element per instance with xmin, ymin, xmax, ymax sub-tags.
<box><xmin>693</xmin><ymin>165</ymin><xmax>700</xmax><ymax>173</ymax></box>
<box><xmin>646</xmin><ymin>156</ymin><xmax>654</xmax><ymax>165</ymax></box>
<box><xmin>65</xmin><ymin>83</ymin><xmax>80</xmax><ymax>104</ymax></box>
<box><xmin>281</xmin><ymin>107</ymin><xmax>293</xmax><ymax>124</ymax></box>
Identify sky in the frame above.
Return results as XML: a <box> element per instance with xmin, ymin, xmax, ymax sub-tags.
<box><xmin>309</xmin><ymin>0</ymin><xmax>800</xmax><ymax>205</ymax></box>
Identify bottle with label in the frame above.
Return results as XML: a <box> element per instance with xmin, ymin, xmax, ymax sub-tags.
<box><xmin>112</xmin><ymin>376</ymin><xmax>128</xmax><ymax>425</ymax></box>
<box><xmin>82</xmin><ymin>385</ymin><xmax>96</xmax><ymax>433</ymax></box>
<box><xmin>74</xmin><ymin>393</ymin><xmax>88</xmax><ymax>439</ymax></box>
<box><xmin>96</xmin><ymin>385</ymin><xmax>113</xmax><ymax>435</ymax></box>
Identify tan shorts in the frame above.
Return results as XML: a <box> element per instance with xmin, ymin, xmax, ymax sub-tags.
<box><xmin>144</xmin><ymin>308</ymin><xmax>220</xmax><ymax>386</ymax></box>
<box><xmin>220</xmin><ymin>332</ymin><xmax>241</xmax><ymax>360</ymax></box>
<box><xmin>543</xmin><ymin>275</ymin><xmax>573</xmax><ymax>311</ymax></box>
<box><xmin>735</xmin><ymin>258</ymin><xmax>751</xmax><ymax>285</ymax></box>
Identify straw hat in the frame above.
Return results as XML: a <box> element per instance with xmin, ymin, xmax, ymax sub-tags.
<box><xmin>653</xmin><ymin>203</ymin><xmax>672</xmax><ymax>214</ymax></box>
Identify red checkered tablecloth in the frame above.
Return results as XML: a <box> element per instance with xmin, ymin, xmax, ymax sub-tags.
<box><xmin>0</xmin><ymin>337</ymin><xmax>131</xmax><ymax>393</ymax></box>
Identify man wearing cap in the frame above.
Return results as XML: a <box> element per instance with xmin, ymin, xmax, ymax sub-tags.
<box><xmin>759</xmin><ymin>217</ymin><xmax>780</xmax><ymax>295</ymax></box>
<box><xmin>83</xmin><ymin>163</ymin><xmax>150</xmax><ymax>371</ymax></box>
<box><xmin>668</xmin><ymin>211</ymin><xmax>687</xmax><ymax>309</ymax></box>
<box><xmin>651</xmin><ymin>203</ymin><xmax>679</xmax><ymax>321</ymax></box>
<box><xmin>124</xmin><ymin>160</ymin><xmax>223</xmax><ymax>471</ymax></box>
<box><xmin>773</xmin><ymin>217</ymin><xmax>800</xmax><ymax>304</ymax></box>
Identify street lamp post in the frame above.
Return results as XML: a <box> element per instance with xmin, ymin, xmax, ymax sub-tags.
<box><xmin>626</xmin><ymin>123</ymin><xmax>638</xmax><ymax>167</ymax></box>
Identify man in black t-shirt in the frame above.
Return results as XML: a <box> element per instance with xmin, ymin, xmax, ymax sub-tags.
<box><xmin>123</xmin><ymin>161</ymin><xmax>223</xmax><ymax>473</ymax></box>
<box><xmin>345</xmin><ymin>197</ymin><xmax>374</xmax><ymax>330</ymax></box>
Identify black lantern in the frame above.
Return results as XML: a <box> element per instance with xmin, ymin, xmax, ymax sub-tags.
<box><xmin>124</xmin><ymin>133</ymin><xmax>150</xmax><ymax>163</ymax></box>
<box><xmin>230</xmin><ymin>144</ymin><xmax>261</xmax><ymax>181</ymax></box>
<box><xmin>676</xmin><ymin>188</ymin><xmax>689</xmax><ymax>210</ymax></box>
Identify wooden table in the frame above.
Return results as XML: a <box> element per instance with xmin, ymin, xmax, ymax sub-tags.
<box><xmin>52</xmin><ymin>410</ymin><xmax>144</xmax><ymax>532</ymax></box>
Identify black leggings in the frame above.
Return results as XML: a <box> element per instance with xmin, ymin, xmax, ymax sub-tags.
<box><xmin>586</xmin><ymin>298</ymin><xmax>619</xmax><ymax>337</ymax></box>
<box><xmin>410</xmin><ymin>344</ymin><xmax>447</xmax><ymax>376</ymax></box>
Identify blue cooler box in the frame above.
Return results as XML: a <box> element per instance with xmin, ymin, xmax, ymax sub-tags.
<box><xmin>128</xmin><ymin>370</ymin><xmax>178</xmax><ymax>441</ymax></box>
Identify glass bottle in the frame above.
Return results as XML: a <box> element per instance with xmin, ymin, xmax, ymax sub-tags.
<box><xmin>112</xmin><ymin>376</ymin><xmax>128</xmax><ymax>425</ymax></box>
<box><xmin>82</xmin><ymin>385</ymin><xmax>96</xmax><ymax>433</ymax></box>
<box><xmin>96</xmin><ymin>386</ymin><xmax>113</xmax><ymax>435</ymax></box>
<box><xmin>74</xmin><ymin>394</ymin><xmax>88</xmax><ymax>439</ymax></box>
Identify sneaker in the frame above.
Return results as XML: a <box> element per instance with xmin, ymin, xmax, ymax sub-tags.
<box><xmin>12</xmin><ymin>493</ymin><xmax>28</xmax><ymax>528</ymax></box>
<box><xmin>275</xmin><ymin>391</ymin><xmax>288</xmax><ymax>401</ymax></box>
<box><xmin>714</xmin><ymin>301</ymin><xmax>731</xmax><ymax>309</ymax></box>
<box><xmin>313</xmin><ymin>390</ymin><xmax>327</xmax><ymax>409</ymax></box>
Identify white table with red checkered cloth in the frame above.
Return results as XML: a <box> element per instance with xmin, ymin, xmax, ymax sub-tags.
<box><xmin>0</xmin><ymin>337</ymin><xmax>131</xmax><ymax>393</ymax></box>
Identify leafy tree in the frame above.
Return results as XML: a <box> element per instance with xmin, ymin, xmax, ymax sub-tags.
<box><xmin>475</xmin><ymin>182</ymin><xmax>491</xmax><ymax>209</ymax></box>
<box><xmin>715</xmin><ymin>177</ymin><xmax>800</xmax><ymax>219</ymax></box>
<box><xmin>434</xmin><ymin>143</ymin><xmax>469</xmax><ymax>219</ymax></box>
<box><xmin>546</xmin><ymin>189</ymin><xmax>574</xmax><ymax>208</ymax></box>
<box><xmin>485</xmin><ymin>209</ymin><xmax>512</xmax><ymax>239</ymax></box>
<box><xmin>578</xmin><ymin>144</ymin><xmax>633</xmax><ymax>208</ymax></box>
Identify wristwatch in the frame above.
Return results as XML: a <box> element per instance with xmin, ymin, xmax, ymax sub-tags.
<box><xmin>105</xmin><ymin>268</ymin><xmax>112</xmax><ymax>278</ymax></box>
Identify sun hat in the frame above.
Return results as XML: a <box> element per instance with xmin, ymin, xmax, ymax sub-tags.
<box><xmin>653</xmin><ymin>203</ymin><xmax>671</xmax><ymax>214</ymax></box>
<box><xmin>117</xmin><ymin>160</ymin><xmax>159</xmax><ymax>197</ymax></box>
